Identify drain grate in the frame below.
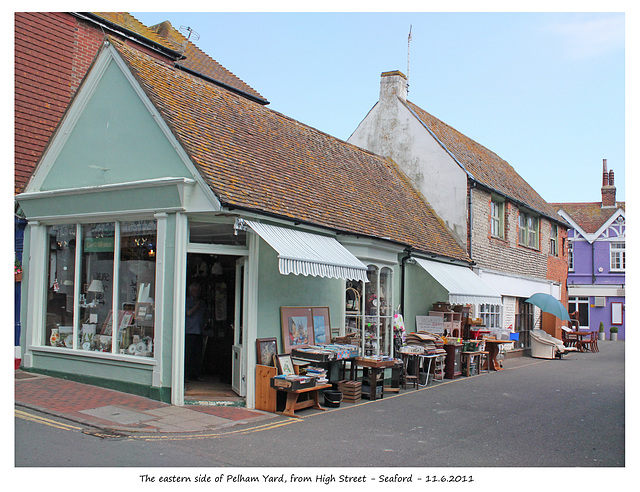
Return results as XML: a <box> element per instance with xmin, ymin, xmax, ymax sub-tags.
<box><xmin>82</xmin><ymin>428</ymin><xmax>128</xmax><ymax>440</ymax></box>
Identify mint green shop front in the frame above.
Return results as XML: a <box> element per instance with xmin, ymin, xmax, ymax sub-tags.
<box><xmin>18</xmin><ymin>199</ymin><xmax>442</xmax><ymax>408</ymax></box>
<box><xmin>16</xmin><ymin>47</ymin><xmax>451</xmax><ymax>408</ymax></box>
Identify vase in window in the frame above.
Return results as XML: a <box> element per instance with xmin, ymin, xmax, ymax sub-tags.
<box><xmin>50</xmin><ymin>328</ymin><xmax>59</xmax><ymax>347</ymax></box>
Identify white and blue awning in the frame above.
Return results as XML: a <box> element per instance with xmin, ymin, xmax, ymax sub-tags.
<box><xmin>415</xmin><ymin>258</ymin><xmax>502</xmax><ymax>305</ymax></box>
<box><xmin>245</xmin><ymin>220</ymin><xmax>368</xmax><ymax>282</ymax></box>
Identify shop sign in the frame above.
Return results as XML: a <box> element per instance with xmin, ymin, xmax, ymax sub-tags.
<box><xmin>84</xmin><ymin>237</ymin><xmax>114</xmax><ymax>252</ymax></box>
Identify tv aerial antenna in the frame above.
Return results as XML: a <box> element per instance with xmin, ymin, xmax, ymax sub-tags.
<box><xmin>178</xmin><ymin>25</ymin><xmax>200</xmax><ymax>54</ymax></box>
<box><xmin>407</xmin><ymin>25</ymin><xmax>412</xmax><ymax>95</ymax></box>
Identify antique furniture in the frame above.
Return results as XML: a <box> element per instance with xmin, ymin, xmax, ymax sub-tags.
<box><xmin>444</xmin><ymin>343</ymin><xmax>462</xmax><ymax>379</ymax></box>
<box><xmin>274</xmin><ymin>383</ymin><xmax>332</xmax><ymax>418</ymax></box>
<box><xmin>530</xmin><ymin>330</ymin><xmax>576</xmax><ymax>359</ymax></box>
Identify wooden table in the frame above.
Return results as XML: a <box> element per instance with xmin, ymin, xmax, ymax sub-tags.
<box><xmin>565</xmin><ymin>330</ymin><xmax>591</xmax><ymax>352</ymax></box>
<box><xmin>351</xmin><ymin>357</ymin><xmax>397</xmax><ymax>400</ymax></box>
<box><xmin>277</xmin><ymin>383</ymin><xmax>332</xmax><ymax>418</ymax></box>
<box><xmin>484</xmin><ymin>339</ymin><xmax>514</xmax><ymax>371</ymax></box>
<box><xmin>461</xmin><ymin>351</ymin><xmax>488</xmax><ymax>376</ymax></box>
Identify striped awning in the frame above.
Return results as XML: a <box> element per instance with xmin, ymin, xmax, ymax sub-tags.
<box><xmin>246</xmin><ymin>221</ymin><xmax>368</xmax><ymax>282</ymax></box>
<box><xmin>415</xmin><ymin>258</ymin><xmax>502</xmax><ymax>305</ymax></box>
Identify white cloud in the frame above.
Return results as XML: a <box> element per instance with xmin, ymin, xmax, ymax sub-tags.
<box><xmin>544</xmin><ymin>14</ymin><xmax>624</xmax><ymax>59</ymax></box>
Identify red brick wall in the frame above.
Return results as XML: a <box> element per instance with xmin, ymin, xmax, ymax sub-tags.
<box><xmin>14</xmin><ymin>13</ymin><xmax>174</xmax><ymax>193</ymax></box>
<box><xmin>70</xmin><ymin>18</ymin><xmax>107</xmax><ymax>93</ymax></box>
<box><xmin>544</xmin><ymin>226</ymin><xmax>569</xmax><ymax>338</ymax></box>
<box><xmin>15</xmin><ymin>12</ymin><xmax>76</xmax><ymax>193</ymax></box>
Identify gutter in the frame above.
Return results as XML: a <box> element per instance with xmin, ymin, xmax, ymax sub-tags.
<box><xmin>400</xmin><ymin>249</ymin><xmax>413</xmax><ymax>316</ymax></box>
<box><xmin>175</xmin><ymin>65</ymin><xmax>269</xmax><ymax>105</ymax></box>
<box><xmin>219</xmin><ymin>201</ymin><xmax>472</xmax><ymax>266</ymax></box>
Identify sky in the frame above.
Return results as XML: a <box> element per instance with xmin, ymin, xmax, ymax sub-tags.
<box><xmin>131</xmin><ymin>8</ymin><xmax>627</xmax><ymax>205</ymax></box>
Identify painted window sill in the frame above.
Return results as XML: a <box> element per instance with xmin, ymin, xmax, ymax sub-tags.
<box><xmin>28</xmin><ymin>345</ymin><xmax>157</xmax><ymax>366</ymax></box>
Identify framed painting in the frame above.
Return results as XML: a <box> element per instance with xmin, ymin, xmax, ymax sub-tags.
<box><xmin>256</xmin><ymin>337</ymin><xmax>278</xmax><ymax>366</ymax></box>
<box><xmin>275</xmin><ymin>354</ymin><xmax>296</xmax><ymax>376</ymax></box>
<box><xmin>280</xmin><ymin>307</ymin><xmax>313</xmax><ymax>353</ymax></box>
<box><xmin>311</xmin><ymin>307</ymin><xmax>330</xmax><ymax>345</ymax></box>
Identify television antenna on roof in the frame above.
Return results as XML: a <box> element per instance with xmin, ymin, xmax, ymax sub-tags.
<box><xmin>407</xmin><ymin>25</ymin><xmax>412</xmax><ymax>95</ymax></box>
<box><xmin>178</xmin><ymin>25</ymin><xmax>200</xmax><ymax>54</ymax></box>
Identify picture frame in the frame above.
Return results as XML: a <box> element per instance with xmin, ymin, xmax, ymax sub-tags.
<box><xmin>311</xmin><ymin>307</ymin><xmax>330</xmax><ymax>345</ymax></box>
<box><xmin>256</xmin><ymin>337</ymin><xmax>278</xmax><ymax>366</ymax></box>
<box><xmin>280</xmin><ymin>307</ymin><xmax>313</xmax><ymax>353</ymax></box>
<box><xmin>275</xmin><ymin>353</ymin><xmax>296</xmax><ymax>376</ymax></box>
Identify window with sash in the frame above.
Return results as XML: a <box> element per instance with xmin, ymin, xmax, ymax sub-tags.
<box><xmin>549</xmin><ymin>224</ymin><xmax>558</xmax><ymax>256</ymax></box>
<box><xmin>610</xmin><ymin>242</ymin><xmax>625</xmax><ymax>271</ymax></box>
<box><xmin>519</xmin><ymin>211</ymin><xmax>539</xmax><ymax>249</ymax></box>
<box><xmin>490</xmin><ymin>199</ymin><xmax>504</xmax><ymax>239</ymax></box>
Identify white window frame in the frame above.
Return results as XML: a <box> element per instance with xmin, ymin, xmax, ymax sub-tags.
<box><xmin>479</xmin><ymin>303</ymin><xmax>501</xmax><ymax>329</ymax></box>
<box><xmin>39</xmin><ymin>218</ymin><xmax>160</xmax><ymax>359</ymax></box>
<box><xmin>568</xmin><ymin>241</ymin><xmax>574</xmax><ymax>271</ymax></box>
<box><xmin>610</xmin><ymin>241</ymin><xmax>625</xmax><ymax>271</ymax></box>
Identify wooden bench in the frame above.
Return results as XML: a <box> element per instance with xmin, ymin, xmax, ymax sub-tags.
<box><xmin>276</xmin><ymin>383</ymin><xmax>332</xmax><ymax>418</ymax></box>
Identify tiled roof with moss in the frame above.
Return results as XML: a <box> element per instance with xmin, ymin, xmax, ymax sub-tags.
<box><xmin>553</xmin><ymin>201</ymin><xmax>625</xmax><ymax>234</ymax></box>
<box><xmin>111</xmin><ymin>39</ymin><xmax>469</xmax><ymax>262</ymax></box>
<box><xmin>92</xmin><ymin>13</ymin><xmax>267</xmax><ymax>104</ymax></box>
<box><xmin>406</xmin><ymin>101</ymin><xmax>563</xmax><ymax>222</ymax></box>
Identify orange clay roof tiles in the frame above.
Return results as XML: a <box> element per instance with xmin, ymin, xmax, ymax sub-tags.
<box><xmin>405</xmin><ymin>100</ymin><xmax>563</xmax><ymax>222</ymax></box>
<box><xmin>552</xmin><ymin>202</ymin><xmax>625</xmax><ymax>234</ymax></box>
<box><xmin>110</xmin><ymin>39</ymin><xmax>469</xmax><ymax>262</ymax></box>
<box><xmin>92</xmin><ymin>13</ymin><xmax>267</xmax><ymax>104</ymax></box>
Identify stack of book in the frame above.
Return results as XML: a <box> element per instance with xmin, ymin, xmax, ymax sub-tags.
<box><xmin>305</xmin><ymin>366</ymin><xmax>328</xmax><ymax>384</ymax></box>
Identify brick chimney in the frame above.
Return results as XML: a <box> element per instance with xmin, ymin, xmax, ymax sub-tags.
<box><xmin>380</xmin><ymin>70</ymin><xmax>407</xmax><ymax>105</ymax></box>
<box><xmin>601</xmin><ymin>158</ymin><xmax>617</xmax><ymax>208</ymax></box>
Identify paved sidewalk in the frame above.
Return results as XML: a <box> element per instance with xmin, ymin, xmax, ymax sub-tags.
<box><xmin>14</xmin><ymin>371</ymin><xmax>274</xmax><ymax>434</ymax></box>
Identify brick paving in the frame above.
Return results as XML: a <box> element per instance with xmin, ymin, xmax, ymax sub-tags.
<box><xmin>15</xmin><ymin>371</ymin><xmax>273</xmax><ymax>433</ymax></box>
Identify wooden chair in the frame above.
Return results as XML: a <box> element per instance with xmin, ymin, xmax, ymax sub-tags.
<box><xmin>561</xmin><ymin>326</ymin><xmax>577</xmax><ymax>348</ymax></box>
<box><xmin>585</xmin><ymin>331</ymin><xmax>599</xmax><ymax>353</ymax></box>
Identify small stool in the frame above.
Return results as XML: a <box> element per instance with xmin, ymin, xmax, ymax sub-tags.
<box><xmin>432</xmin><ymin>355</ymin><xmax>445</xmax><ymax>381</ymax></box>
<box><xmin>478</xmin><ymin>351</ymin><xmax>489</xmax><ymax>374</ymax></box>
<box><xmin>400</xmin><ymin>353</ymin><xmax>419</xmax><ymax>389</ymax></box>
<box><xmin>461</xmin><ymin>351</ymin><xmax>483</xmax><ymax>376</ymax></box>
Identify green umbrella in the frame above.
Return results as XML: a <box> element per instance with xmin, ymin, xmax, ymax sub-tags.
<box><xmin>525</xmin><ymin>293</ymin><xmax>571</xmax><ymax>321</ymax></box>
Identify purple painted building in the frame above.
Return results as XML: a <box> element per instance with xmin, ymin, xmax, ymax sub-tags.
<box><xmin>553</xmin><ymin>160</ymin><xmax>625</xmax><ymax>339</ymax></box>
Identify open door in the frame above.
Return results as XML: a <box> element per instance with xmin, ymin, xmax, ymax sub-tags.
<box><xmin>231</xmin><ymin>257</ymin><xmax>247</xmax><ymax>396</ymax></box>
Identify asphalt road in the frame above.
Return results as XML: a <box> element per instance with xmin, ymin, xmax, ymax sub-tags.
<box><xmin>14</xmin><ymin>341</ymin><xmax>625</xmax><ymax>487</ymax></box>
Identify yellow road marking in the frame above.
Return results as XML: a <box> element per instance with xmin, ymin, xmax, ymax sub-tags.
<box><xmin>134</xmin><ymin>416</ymin><xmax>301</xmax><ymax>441</ymax></box>
<box><xmin>15</xmin><ymin>409</ymin><xmax>83</xmax><ymax>432</ymax></box>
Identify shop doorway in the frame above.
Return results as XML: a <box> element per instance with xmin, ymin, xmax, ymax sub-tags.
<box><xmin>515</xmin><ymin>298</ymin><xmax>534</xmax><ymax>349</ymax></box>
<box><xmin>184</xmin><ymin>253</ymin><xmax>243</xmax><ymax>402</ymax></box>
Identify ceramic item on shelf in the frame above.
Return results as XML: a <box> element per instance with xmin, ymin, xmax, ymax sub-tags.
<box><xmin>49</xmin><ymin>328</ymin><xmax>59</xmax><ymax>346</ymax></box>
<box><xmin>135</xmin><ymin>341</ymin><xmax>146</xmax><ymax>353</ymax></box>
<box><xmin>82</xmin><ymin>341</ymin><xmax>91</xmax><ymax>351</ymax></box>
<box><xmin>127</xmin><ymin>344</ymin><xmax>137</xmax><ymax>355</ymax></box>
<box><xmin>65</xmin><ymin>335</ymin><xmax>73</xmax><ymax>348</ymax></box>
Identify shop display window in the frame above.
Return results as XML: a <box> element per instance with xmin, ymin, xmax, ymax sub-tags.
<box><xmin>43</xmin><ymin>220</ymin><xmax>157</xmax><ymax>358</ymax></box>
<box><xmin>117</xmin><ymin>220</ymin><xmax>157</xmax><ymax>356</ymax></box>
<box><xmin>45</xmin><ymin>224</ymin><xmax>77</xmax><ymax>348</ymax></box>
<box><xmin>345</xmin><ymin>264</ymin><xmax>393</xmax><ymax>356</ymax></box>
<box><xmin>78</xmin><ymin>223</ymin><xmax>115</xmax><ymax>352</ymax></box>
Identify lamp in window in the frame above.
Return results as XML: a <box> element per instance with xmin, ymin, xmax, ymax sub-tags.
<box><xmin>87</xmin><ymin>279</ymin><xmax>105</xmax><ymax>306</ymax></box>
<box><xmin>212</xmin><ymin>262</ymin><xmax>223</xmax><ymax>275</ymax></box>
